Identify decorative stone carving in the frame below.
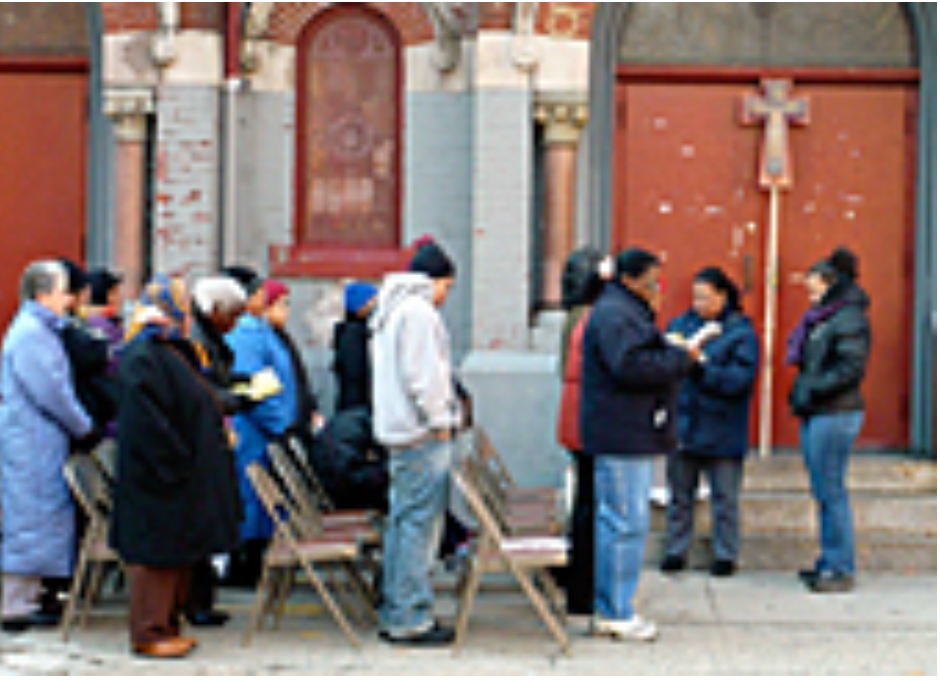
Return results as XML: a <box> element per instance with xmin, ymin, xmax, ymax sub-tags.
<box><xmin>422</xmin><ymin>2</ymin><xmax>464</xmax><ymax>73</ymax></box>
<box><xmin>104</xmin><ymin>88</ymin><xmax>155</xmax><ymax>142</ymax></box>
<box><xmin>512</xmin><ymin>2</ymin><xmax>539</xmax><ymax>71</ymax></box>
<box><xmin>242</xmin><ymin>1</ymin><xmax>276</xmax><ymax>73</ymax></box>
<box><xmin>534</xmin><ymin>98</ymin><xmax>589</xmax><ymax>146</ymax></box>
<box><xmin>151</xmin><ymin>2</ymin><xmax>180</xmax><ymax>69</ymax></box>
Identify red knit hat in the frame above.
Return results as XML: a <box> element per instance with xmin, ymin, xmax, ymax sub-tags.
<box><xmin>261</xmin><ymin>278</ymin><xmax>290</xmax><ymax>306</ymax></box>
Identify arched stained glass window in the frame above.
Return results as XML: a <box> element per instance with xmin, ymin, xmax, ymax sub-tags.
<box><xmin>296</xmin><ymin>5</ymin><xmax>401</xmax><ymax>250</ymax></box>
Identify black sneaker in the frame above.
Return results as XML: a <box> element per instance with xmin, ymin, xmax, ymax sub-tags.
<box><xmin>806</xmin><ymin>571</ymin><xmax>855</xmax><ymax>593</ymax></box>
<box><xmin>186</xmin><ymin>609</ymin><xmax>231</xmax><ymax>627</ymax></box>
<box><xmin>380</xmin><ymin>621</ymin><xmax>455</xmax><ymax>647</ymax></box>
<box><xmin>660</xmin><ymin>555</ymin><xmax>686</xmax><ymax>574</ymax></box>
<box><xmin>797</xmin><ymin>567</ymin><xmax>820</xmax><ymax>584</ymax></box>
<box><xmin>2</xmin><ymin>610</ymin><xmax>60</xmax><ymax>634</ymax></box>
<box><xmin>710</xmin><ymin>560</ymin><xmax>737</xmax><ymax>578</ymax></box>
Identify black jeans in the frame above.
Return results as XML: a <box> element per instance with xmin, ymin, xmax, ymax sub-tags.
<box><xmin>566</xmin><ymin>452</ymin><xmax>595</xmax><ymax>615</ymax></box>
<box><xmin>665</xmin><ymin>452</ymin><xmax>744</xmax><ymax>563</ymax></box>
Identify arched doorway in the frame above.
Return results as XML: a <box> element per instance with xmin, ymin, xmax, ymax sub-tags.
<box><xmin>587</xmin><ymin>3</ymin><xmax>936</xmax><ymax>453</ymax></box>
<box><xmin>0</xmin><ymin>3</ymin><xmax>93</xmax><ymax>329</ymax></box>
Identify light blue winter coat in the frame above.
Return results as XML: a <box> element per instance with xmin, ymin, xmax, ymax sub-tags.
<box><xmin>226</xmin><ymin>314</ymin><xmax>297</xmax><ymax>540</ymax></box>
<box><xmin>0</xmin><ymin>301</ymin><xmax>92</xmax><ymax>577</ymax></box>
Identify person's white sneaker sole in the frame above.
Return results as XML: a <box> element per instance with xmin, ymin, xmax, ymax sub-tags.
<box><xmin>591</xmin><ymin>615</ymin><xmax>659</xmax><ymax>642</ymax></box>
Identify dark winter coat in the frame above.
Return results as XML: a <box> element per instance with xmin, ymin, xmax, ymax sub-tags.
<box><xmin>668</xmin><ymin>308</ymin><xmax>759</xmax><ymax>458</ymax></box>
<box><xmin>789</xmin><ymin>281</ymin><xmax>872</xmax><ymax>418</ymax></box>
<box><xmin>190</xmin><ymin>305</ymin><xmax>252</xmax><ymax>416</ymax></box>
<box><xmin>61</xmin><ymin>315</ymin><xmax>117</xmax><ymax>431</ymax></box>
<box><xmin>580</xmin><ymin>281</ymin><xmax>692</xmax><ymax>457</ymax></box>
<box><xmin>111</xmin><ymin>335</ymin><xmax>241</xmax><ymax>567</ymax></box>
<box><xmin>332</xmin><ymin>314</ymin><xmax>372</xmax><ymax>412</ymax></box>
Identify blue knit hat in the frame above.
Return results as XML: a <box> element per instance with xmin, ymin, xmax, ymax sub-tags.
<box><xmin>344</xmin><ymin>281</ymin><xmax>378</xmax><ymax>315</ymax></box>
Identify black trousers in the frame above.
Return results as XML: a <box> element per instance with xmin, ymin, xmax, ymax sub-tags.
<box><xmin>185</xmin><ymin>558</ymin><xmax>218</xmax><ymax>617</ymax></box>
<box><xmin>566</xmin><ymin>452</ymin><xmax>595</xmax><ymax>615</ymax></box>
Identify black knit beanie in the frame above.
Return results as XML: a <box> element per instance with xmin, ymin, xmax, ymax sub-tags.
<box><xmin>410</xmin><ymin>242</ymin><xmax>456</xmax><ymax>280</ymax></box>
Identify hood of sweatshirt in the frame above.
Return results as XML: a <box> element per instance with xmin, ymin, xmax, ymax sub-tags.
<box><xmin>370</xmin><ymin>272</ymin><xmax>435</xmax><ymax>334</ymax></box>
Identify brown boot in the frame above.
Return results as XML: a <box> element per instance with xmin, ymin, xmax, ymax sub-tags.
<box><xmin>132</xmin><ymin>636</ymin><xmax>198</xmax><ymax>659</ymax></box>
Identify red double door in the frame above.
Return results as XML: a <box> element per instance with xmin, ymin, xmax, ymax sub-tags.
<box><xmin>614</xmin><ymin>69</ymin><xmax>918</xmax><ymax>451</ymax></box>
<box><xmin>0</xmin><ymin>66</ymin><xmax>88</xmax><ymax>331</ymax></box>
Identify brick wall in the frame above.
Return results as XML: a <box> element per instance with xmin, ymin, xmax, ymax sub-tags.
<box><xmin>153</xmin><ymin>86</ymin><xmax>220</xmax><ymax>278</ymax></box>
<box><xmin>0</xmin><ymin>3</ymin><xmax>89</xmax><ymax>56</ymax></box>
<box><xmin>266</xmin><ymin>2</ymin><xmax>434</xmax><ymax>46</ymax></box>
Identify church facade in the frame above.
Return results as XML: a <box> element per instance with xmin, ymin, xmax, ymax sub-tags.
<box><xmin>1</xmin><ymin>3</ymin><xmax>935</xmax><ymax>483</ymax></box>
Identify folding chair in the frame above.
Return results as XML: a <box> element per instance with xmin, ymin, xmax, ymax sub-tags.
<box><xmin>451</xmin><ymin>456</ymin><xmax>570</xmax><ymax>655</ymax></box>
<box><xmin>243</xmin><ymin>462</ymin><xmax>371</xmax><ymax>649</ymax></box>
<box><xmin>61</xmin><ymin>455</ymin><xmax>124</xmax><ymax>641</ymax></box>
<box><xmin>276</xmin><ymin>439</ymin><xmax>381</xmax><ymax>533</ymax></box>
<box><xmin>268</xmin><ymin>443</ymin><xmax>381</xmax><ymax>604</ymax></box>
<box><xmin>469</xmin><ymin>427</ymin><xmax>564</xmax><ymax>535</ymax></box>
<box><xmin>91</xmin><ymin>439</ymin><xmax>118</xmax><ymax>485</ymax></box>
<box><xmin>283</xmin><ymin>435</ymin><xmax>338</xmax><ymax>512</ymax></box>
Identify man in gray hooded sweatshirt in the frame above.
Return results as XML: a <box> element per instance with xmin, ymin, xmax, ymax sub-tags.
<box><xmin>371</xmin><ymin>242</ymin><xmax>460</xmax><ymax>645</ymax></box>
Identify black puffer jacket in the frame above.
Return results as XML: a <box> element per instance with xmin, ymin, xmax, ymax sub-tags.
<box><xmin>789</xmin><ymin>281</ymin><xmax>872</xmax><ymax>418</ymax></box>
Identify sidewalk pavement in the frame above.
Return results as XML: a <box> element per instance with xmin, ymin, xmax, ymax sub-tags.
<box><xmin>0</xmin><ymin>571</ymin><xmax>935</xmax><ymax>675</ymax></box>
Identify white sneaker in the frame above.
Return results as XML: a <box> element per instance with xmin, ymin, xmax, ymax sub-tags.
<box><xmin>591</xmin><ymin>614</ymin><xmax>659</xmax><ymax>642</ymax></box>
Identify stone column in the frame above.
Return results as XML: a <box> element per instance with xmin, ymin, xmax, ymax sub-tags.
<box><xmin>534</xmin><ymin>98</ymin><xmax>588</xmax><ymax>308</ymax></box>
<box><xmin>105</xmin><ymin>89</ymin><xmax>154</xmax><ymax>298</ymax></box>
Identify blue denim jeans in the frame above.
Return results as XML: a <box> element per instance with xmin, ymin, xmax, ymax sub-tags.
<box><xmin>594</xmin><ymin>456</ymin><xmax>655</xmax><ymax>621</ymax></box>
<box><xmin>380</xmin><ymin>438</ymin><xmax>452</xmax><ymax>637</ymax></box>
<box><xmin>800</xmin><ymin>411</ymin><xmax>864</xmax><ymax>576</ymax></box>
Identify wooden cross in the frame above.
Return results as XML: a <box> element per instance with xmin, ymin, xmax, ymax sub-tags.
<box><xmin>742</xmin><ymin>79</ymin><xmax>810</xmax><ymax>190</ymax></box>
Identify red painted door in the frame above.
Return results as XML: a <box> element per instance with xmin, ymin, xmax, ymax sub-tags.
<box><xmin>614</xmin><ymin>73</ymin><xmax>916</xmax><ymax>451</ymax></box>
<box><xmin>0</xmin><ymin>69</ymin><xmax>88</xmax><ymax>331</ymax></box>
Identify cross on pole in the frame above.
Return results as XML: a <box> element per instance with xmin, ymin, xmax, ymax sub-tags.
<box><xmin>742</xmin><ymin>78</ymin><xmax>810</xmax><ymax>190</ymax></box>
<box><xmin>741</xmin><ymin>78</ymin><xmax>811</xmax><ymax>458</ymax></box>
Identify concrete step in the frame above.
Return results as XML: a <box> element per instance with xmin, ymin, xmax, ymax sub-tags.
<box><xmin>647</xmin><ymin>531</ymin><xmax>937</xmax><ymax>573</ymax></box>
<box><xmin>650</xmin><ymin>491</ymin><xmax>937</xmax><ymax>538</ymax></box>
<box><xmin>646</xmin><ymin>455</ymin><xmax>936</xmax><ymax>573</ymax></box>
<box><xmin>741</xmin><ymin>454</ymin><xmax>937</xmax><ymax>494</ymax></box>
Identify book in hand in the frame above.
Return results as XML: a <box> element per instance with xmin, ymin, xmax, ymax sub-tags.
<box><xmin>231</xmin><ymin>367</ymin><xmax>283</xmax><ymax>401</ymax></box>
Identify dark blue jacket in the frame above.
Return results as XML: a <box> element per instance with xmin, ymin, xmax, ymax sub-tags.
<box><xmin>668</xmin><ymin>309</ymin><xmax>760</xmax><ymax>458</ymax></box>
<box><xmin>580</xmin><ymin>282</ymin><xmax>692</xmax><ymax>457</ymax></box>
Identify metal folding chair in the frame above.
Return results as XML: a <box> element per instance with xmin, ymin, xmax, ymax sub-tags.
<box><xmin>243</xmin><ymin>462</ymin><xmax>373</xmax><ymax>648</ymax></box>
<box><xmin>61</xmin><ymin>455</ymin><xmax>124</xmax><ymax>641</ymax></box>
<box><xmin>469</xmin><ymin>427</ymin><xmax>564</xmax><ymax>535</ymax></box>
<box><xmin>451</xmin><ymin>455</ymin><xmax>570</xmax><ymax>655</ymax></box>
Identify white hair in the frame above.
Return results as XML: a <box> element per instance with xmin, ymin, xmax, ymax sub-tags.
<box><xmin>192</xmin><ymin>276</ymin><xmax>247</xmax><ymax>314</ymax></box>
<box><xmin>19</xmin><ymin>260</ymin><xmax>67</xmax><ymax>303</ymax></box>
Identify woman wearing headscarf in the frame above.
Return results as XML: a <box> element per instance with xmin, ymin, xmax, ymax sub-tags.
<box><xmin>111</xmin><ymin>275</ymin><xmax>240</xmax><ymax>658</ymax></box>
<box><xmin>787</xmin><ymin>247</ymin><xmax>871</xmax><ymax>593</ymax></box>
<box><xmin>662</xmin><ymin>267</ymin><xmax>759</xmax><ymax>578</ymax></box>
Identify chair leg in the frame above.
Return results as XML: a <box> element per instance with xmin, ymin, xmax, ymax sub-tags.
<box><xmin>341</xmin><ymin>561</ymin><xmax>377</xmax><ymax>625</ymax></box>
<box><xmin>329</xmin><ymin>565</ymin><xmax>370</xmax><ymax>628</ymax></box>
<box><xmin>243</xmin><ymin>563</ymin><xmax>275</xmax><ymax>647</ymax></box>
<box><xmin>271</xmin><ymin>568</ymin><xmax>295</xmax><ymax>631</ymax></box>
<box><xmin>298</xmin><ymin>561</ymin><xmax>361</xmax><ymax>649</ymax></box>
<box><xmin>60</xmin><ymin>547</ymin><xmax>89</xmax><ymax>642</ymax></box>
<box><xmin>452</xmin><ymin>559</ymin><xmax>482</xmax><ymax>655</ymax></box>
<box><xmin>509</xmin><ymin>564</ymin><xmax>571</xmax><ymax>655</ymax></box>
<box><xmin>80</xmin><ymin>560</ymin><xmax>106</xmax><ymax>629</ymax></box>
<box><xmin>535</xmin><ymin>568</ymin><xmax>567</xmax><ymax>622</ymax></box>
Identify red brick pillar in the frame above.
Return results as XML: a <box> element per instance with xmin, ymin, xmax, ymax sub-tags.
<box><xmin>535</xmin><ymin>99</ymin><xmax>588</xmax><ymax>308</ymax></box>
<box><xmin>105</xmin><ymin>90</ymin><xmax>153</xmax><ymax>298</ymax></box>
